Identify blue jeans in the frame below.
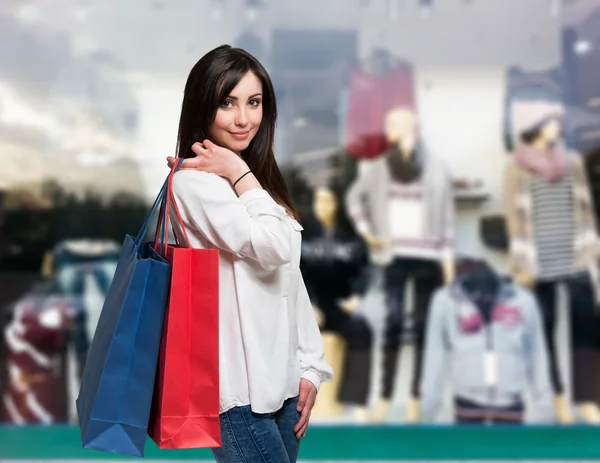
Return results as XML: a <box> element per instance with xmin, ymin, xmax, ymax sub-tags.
<box><xmin>211</xmin><ymin>396</ymin><xmax>301</xmax><ymax>463</ymax></box>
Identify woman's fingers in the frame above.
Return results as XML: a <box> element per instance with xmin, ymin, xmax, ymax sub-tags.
<box><xmin>192</xmin><ymin>142</ymin><xmax>211</xmax><ymax>157</ymax></box>
<box><xmin>295</xmin><ymin>422</ymin><xmax>308</xmax><ymax>439</ymax></box>
<box><xmin>202</xmin><ymin>139</ymin><xmax>218</xmax><ymax>151</ymax></box>
<box><xmin>166</xmin><ymin>141</ymin><xmax>222</xmax><ymax>173</ymax></box>
<box><xmin>166</xmin><ymin>155</ymin><xmax>205</xmax><ymax>170</ymax></box>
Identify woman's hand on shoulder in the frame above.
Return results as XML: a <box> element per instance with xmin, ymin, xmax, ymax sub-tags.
<box><xmin>167</xmin><ymin>140</ymin><xmax>248</xmax><ymax>183</ymax></box>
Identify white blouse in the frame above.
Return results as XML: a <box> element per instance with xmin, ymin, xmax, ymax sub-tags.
<box><xmin>169</xmin><ymin>169</ymin><xmax>333</xmax><ymax>414</ymax></box>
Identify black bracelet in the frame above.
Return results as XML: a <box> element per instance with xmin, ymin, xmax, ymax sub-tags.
<box><xmin>233</xmin><ymin>170</ymin><xmax>252</xmax><ymax>188</ymax></box>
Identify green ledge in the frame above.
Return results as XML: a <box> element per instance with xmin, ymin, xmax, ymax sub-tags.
<box><xmin>1</xmin><ymin>425</ymin><xmax>599</xmax><ymax>460</ymax></box>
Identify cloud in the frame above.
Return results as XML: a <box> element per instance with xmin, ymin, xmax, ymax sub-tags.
<box><xmin>0</xmin><ymin>6</ymin><xmax>139</xmax><ymax>142</ymax></box>
<box><xmin>0</xmin><ymin>13</ymin><xmax>71</xmax><ymax>100</ymax></box>
<box><xmin>0</xmin><ymin>123</ymin><xmax>50</xmax><ymax>150</ymax></box>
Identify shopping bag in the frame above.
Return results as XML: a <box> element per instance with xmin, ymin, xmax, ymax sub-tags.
<box><xmin>75</xmin><ymin>162</ymin><xmax>181</xmax><ymax>457</ymax></box>
<box><xmin>148</xmin><ymin>165</ymin><xmax>221</xmax><ymax>449</ymax></box>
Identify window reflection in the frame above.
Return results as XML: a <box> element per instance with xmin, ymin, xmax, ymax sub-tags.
<box><xmin>2</xmin><ymin>0</ymin><xmax>600</xmax><ymax>437</ymax></box>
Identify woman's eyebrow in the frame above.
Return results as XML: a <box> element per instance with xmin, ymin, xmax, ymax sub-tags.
<box><xmin>227</xmin><ymin>93</ymin><xmax>263</xmax><ymax>100</ymax></box>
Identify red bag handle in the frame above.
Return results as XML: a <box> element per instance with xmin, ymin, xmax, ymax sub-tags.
<box><xmin>167</xmin><ymin>163</ymin><xmax>192</xmax><ymax>247</ymax></box>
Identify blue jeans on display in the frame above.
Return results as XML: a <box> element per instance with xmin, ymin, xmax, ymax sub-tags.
<box><xmin>211</xmin><ymin>396</ymin><xmax>301</xmax><ymax>463</ymax></box>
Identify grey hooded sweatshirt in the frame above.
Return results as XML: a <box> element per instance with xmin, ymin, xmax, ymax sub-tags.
<box><xmin>420</xmin><ymin>278</ymin><xmax>554</xmax><ymax>423</ymax></box>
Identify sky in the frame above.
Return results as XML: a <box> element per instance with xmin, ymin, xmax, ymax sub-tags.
<box><xmin>0</xmin><ymin>0</ymin><xmax>245</xmax><ymax>196</ymax></box>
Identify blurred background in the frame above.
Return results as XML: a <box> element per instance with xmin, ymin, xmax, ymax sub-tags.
<box><xmin>2</xmin><ymin>0</ymin><xmax>600</xmax><ymax>461</ymax></box>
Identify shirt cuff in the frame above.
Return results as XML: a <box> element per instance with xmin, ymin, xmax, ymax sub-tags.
<box><xmin>300</xmin><ymin>369</ymin><xmax>322</xmax><ymax>392</ymax></box>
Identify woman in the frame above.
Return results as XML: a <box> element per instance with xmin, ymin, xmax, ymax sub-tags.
<box><xmin>165</xmin><ymin>45</ymin><xmax>333</xmax><ymax>462</ymax></box>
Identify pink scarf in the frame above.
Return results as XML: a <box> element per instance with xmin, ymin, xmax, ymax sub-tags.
<box><xmin>514</xmin><ymin>143</ymin><xmax>569</xmax><ymax>182</ymax></box>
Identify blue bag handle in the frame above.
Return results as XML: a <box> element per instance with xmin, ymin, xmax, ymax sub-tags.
<box><xmin>134</xmin><ymin>178</ymin><xmax>168</xmax><ymax>246</ymax></box>
<box><xmin>154</xmin><ymin>158</ymin><xmax>185</xmax><ymax>255</ymax></box>
<box><xmin>135</xmin><ymin>159</ymin><xmax>184</xmax><ymax>247</ymax></box>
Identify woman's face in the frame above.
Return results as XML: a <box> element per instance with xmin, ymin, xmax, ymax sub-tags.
<box><xmin>313</xmin><ymin>187</ymin><xmax>338</xmax><ymax>224</ymax></box>
<box><xmin>209</xmin><ymin>71</ymin><xmax>263</xmax><ymax>154</ymax></box>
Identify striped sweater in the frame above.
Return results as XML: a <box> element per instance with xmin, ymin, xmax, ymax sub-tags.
<box><xmin>503</xmin><ymin>154</ymin><xmax>600</xmax><ymax>302</ymax></box>
<box><xmin>530</xmin><ymin>173</ymin><xmax>579</xmax><ymax>279</ymax></box>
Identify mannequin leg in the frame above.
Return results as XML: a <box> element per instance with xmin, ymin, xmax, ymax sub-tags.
<box><xmin>311</xmin><ymin>330</ymin><xmax>346</xmax><ymax>419</ymax></box>
<box><xmin>372</xmin><ymin>259</ymin><xmax>408</xmax><ymax>423</ymax></box>
<box><xmin>567</xmin><ymin>273</ymin><xmax>600</xmax><ymax>423</ymax></box>
<box><xmin>533</xmin><ymin>280</ymin><xmax>572</xmax><ymax>423</ymax></box>
<box><xmin>336</xmin><ymin>313</ymin><xmax>373</xmax><ymax>423</ymax></box>
<box><xmin>311</xmin><ymin>303</ymin><xmax>346</xmax><ymax>419</ymax></box>
<box><xmin>408</xmin><ymin>260</ymin><xmax>443</xmax><ymax>423</ymax></box>
<box><xmin>337</xmin><ymin>315</ymin><xmax>373</xmax><ymax>406</ymax></box>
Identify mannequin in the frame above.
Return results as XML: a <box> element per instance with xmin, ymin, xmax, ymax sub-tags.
<box><xmin>503</xmin><ymin>66</ymin><xmax>566</xmax><ymax>152</ymax></box>
<box><xmin>51</xmin><ymin>239</ymin><xmax>119</xmax><ymax>340</ymax></box>
<box><xmin>420</xmin><ymin>258</ymin><xmax>553</xmax><ymax>424</ymax></box>
<box><xmin>301</xmin><ymin>185</ymin><xmax>373</xmax><ymax>422</ymax></box>
<box><xmin>504</xmin><ymin>101</ymin><xmax>600</xmax><ymax>423</ymax></box>
<box><xmin>0</xmin><ymin>279</ymin><xmax>82</xmax><ymax>424</ymax></box>
<box><xmin>346</xmin><ymin>107</ymin><xmax>455</xmax><ymax>423</ymax></box>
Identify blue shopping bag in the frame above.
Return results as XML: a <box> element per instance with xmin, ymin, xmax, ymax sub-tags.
<box><xmin>76</xmin><ymin>164</ymin><xmax>180</xmax><ymax>457</ymax></box>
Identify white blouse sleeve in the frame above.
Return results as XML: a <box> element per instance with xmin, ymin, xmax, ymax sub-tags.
<box><xmin>171</xmin><ymin>170</ymin><xmax>292</xmax><ymax>271</ymax></box>
<box><xmin>296</xmin><ymin>272</ymin><xmax>334</xmax><ymax>391</ymax></box>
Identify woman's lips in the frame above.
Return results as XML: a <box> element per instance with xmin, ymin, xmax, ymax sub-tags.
<box><xmin>230</xmin><ymin>131</ymin><xmax>250</xmax><ymax>140</ymax></box>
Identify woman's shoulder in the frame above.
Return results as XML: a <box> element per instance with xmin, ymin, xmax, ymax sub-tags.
<box><xmin>173</xmin><ymin>169</ymin><xmax>227</xmax><ymax>183</ymax></box>
<box><xmin>172</xmin><ymin>169</ymin><xmax>230</xmax><ymax>193</ymax></box>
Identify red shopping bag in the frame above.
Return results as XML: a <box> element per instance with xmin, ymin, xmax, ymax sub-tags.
<box><xmin>148</xmin><ymin>165</ymin><xmax>221</xmax><ymax>449</ymax></box>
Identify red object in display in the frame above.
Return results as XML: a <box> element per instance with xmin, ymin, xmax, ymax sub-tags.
<box><xmin>1</xmin><ymin>294</ymin><xmax>74</xmax><ymax>424</ymax></box>
<box><xmin>346</xmin><ymin>62</ymin><xmax>416</xmax><ymax>159</ymax></box>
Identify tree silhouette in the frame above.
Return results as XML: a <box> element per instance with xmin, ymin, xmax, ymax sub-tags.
<box><xmin>0</xmin><ymin>181</ymin><xmax>148</xmax><ymax>271</ymax></box>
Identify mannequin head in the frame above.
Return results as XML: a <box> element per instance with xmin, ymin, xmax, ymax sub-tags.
<box><xmin>513</xmin><ymin>100</ymin><xmax>564</xmax><ymax>149</ymax></box>
<box><xmin>521</xmin><ymin>117</ymin><xmax>562</xmax><ymax>147</ymax></box>
<box><xmin>384</xmin><ymin>107</ymin><xmax>418</xmax><ymax>153</ymax></box>
<box><xmin>313</xmin><ymin>186</ymin><xmax>338</xmax><ymax>228</ymax></box>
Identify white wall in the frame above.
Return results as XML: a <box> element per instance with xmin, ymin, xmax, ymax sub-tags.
<box><xmin>416</xmin><ymin>67</ymin><xmax>510</xmax><ymax>269</ymax></box>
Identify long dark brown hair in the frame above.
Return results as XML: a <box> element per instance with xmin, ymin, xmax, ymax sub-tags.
<box><xmin>176</xmin><ymin>44</ymin><xmax>299</xmax><ymax>220</ymax></box>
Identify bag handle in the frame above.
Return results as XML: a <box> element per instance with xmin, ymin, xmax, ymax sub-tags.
<box><xmin>153</xmin><ymin>160</ymin><xmax>180</xmax><ymax>256</ymax></box>
<box><xmin>167</xmin><ymin>161</ymin><xmax>192</xmax><ymax>248</ymax></box>
<box><xmin>153</xmin><ymin>159</ymin><xmax>190</xmax><ymax>256</ymax></box>
<box><xmin>154</xmin><ymin>177</ymin><xmax>171</xmax><ymax>253</ymax></box>
<box><xmin>135</xmin><ymin>178</ymin><xmax>168</xmax><ymax>246</ymax></box>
